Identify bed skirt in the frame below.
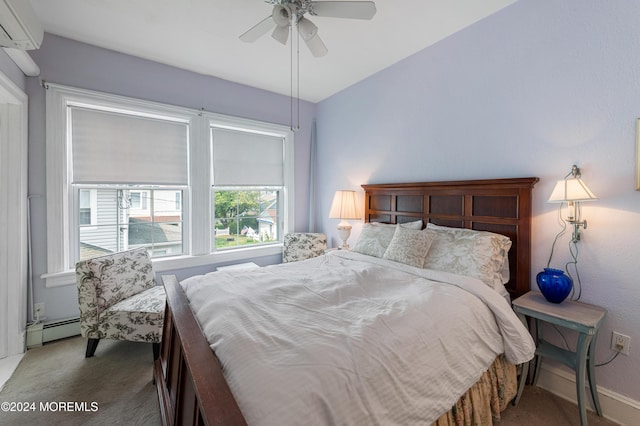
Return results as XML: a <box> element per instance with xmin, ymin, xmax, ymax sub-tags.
<box><xmin>433</xmin><ymin>354</ymin><xmax>517</xmax><ymax>426</ymax></box>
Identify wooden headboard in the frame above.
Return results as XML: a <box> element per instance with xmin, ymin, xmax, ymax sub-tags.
<box><xmin>362</xmin><ymin>178</ymin><xmax>539</xmax><ymax>299</ymax></box>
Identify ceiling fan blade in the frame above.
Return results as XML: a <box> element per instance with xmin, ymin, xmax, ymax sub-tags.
<box><xmin>240</xmin><ymin>15</ymin><xmax>276</xmax><ymax>42</ymax></box>
<box><xmin>304</xmin><ymin>33</ymin><xmax>328</xmax><ymax>57</ymax></box>
<box><xmin>308</xmin><ymin>1</ymin><xmax>376</xmax><ymax>20</ymax></box>
<box><xmin>272</xmin><ymin>25</ymin><xmax>289</xmax><ymax>45</ymax></box>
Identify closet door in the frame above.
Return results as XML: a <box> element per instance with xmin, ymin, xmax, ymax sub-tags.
<box><xmin>0</xmin><ymin>73</ymin><xmax>28</xmax><ymax>362</ymax></box>
<box><xmin>0</xmin><ymin>103</ymin><xmax>6</xmax><ymax>361</ymax></box>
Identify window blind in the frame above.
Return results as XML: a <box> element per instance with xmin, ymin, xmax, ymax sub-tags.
<box><xmin>212</xmin><ymin>127</ymin><xmax>284</xmax><ymax>186</ymax></box>
<box><xmin>71</xmin><ymin>107</ymin><xmax>189</xmax><ymax>185</ymax></box>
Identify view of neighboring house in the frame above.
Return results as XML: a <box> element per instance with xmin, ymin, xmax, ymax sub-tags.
<box><xmin>214</xmin><ymin>190</ymin><xmax>280</xmax><ymax>249</ymax></box>
<box><xmin>79</xmin><ymin>188</ymin><xmax>280</xmax><ymax>258</ymax></box>
<box><xmin>257</xmin><ymin>194</ymin><xmax>278</xmax><ymax>242</ymax></box>
<box><xmin>79</xmin><ymin>188</ymin><xmax>183</xmax><ymax>259</ymax></box>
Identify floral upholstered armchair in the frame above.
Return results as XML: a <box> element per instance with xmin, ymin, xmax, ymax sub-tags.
<box><xmin>76</xmin><ymin>248</ymin><xmax>166</xmax><ymax>359</ymax></box>
<box><xmin>282</xmin><ymin>233</ymin><xmax>328</xmax><ymax>263</ymax></box>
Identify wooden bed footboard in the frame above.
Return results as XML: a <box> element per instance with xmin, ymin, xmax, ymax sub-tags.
<box><xmin>154</xmin><ymin>275</ymin><xmax>247</xmax><ymax>426</ymax></box>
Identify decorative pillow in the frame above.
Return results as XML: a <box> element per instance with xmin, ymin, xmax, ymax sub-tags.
<box><xmin>351</xmin><ymin>220</ymin><xmax>423</xmax><ymax>258</ymax></box>
<box><xmin>423</xmin><ymin>224</ymin><xmax>511</xmax><ymax>289</ymax></box>
<box><xmin>351</xmin><ymin>224</ymin><xmax>396</xmax><ymax>258</ymax></box>
<box><xmin>383</xmin><ymin>226</ymin><xmax>435</xmax><ymax>268</ymax></box>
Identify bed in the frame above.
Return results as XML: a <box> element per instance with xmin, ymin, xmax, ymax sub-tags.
<box><xmin>154</xmin><ymin>177</ymin><xmax>539</xmax><ymax>426</ymax></box>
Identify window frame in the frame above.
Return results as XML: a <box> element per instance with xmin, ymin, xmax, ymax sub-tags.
<box><xmin>43</xmin><ymin>84</ymin><xmax>294</xmax><ymax>288</ymax></box>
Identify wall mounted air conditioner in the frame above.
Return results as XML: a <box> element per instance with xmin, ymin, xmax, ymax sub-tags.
<box><xmin>0</xmin><ymin>0</ymin><xmax>44</xmax><ymax>50</ymax></box>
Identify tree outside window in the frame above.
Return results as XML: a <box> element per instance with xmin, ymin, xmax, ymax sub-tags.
<box><xmin>214</xmin><ymin>190</ymin><xmax>279</xmax><ymax>249</ymax></box>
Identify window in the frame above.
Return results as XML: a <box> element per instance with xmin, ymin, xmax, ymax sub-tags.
<box><xmin>44</xmin><ymin>84</ymin><xmax>294</xmax><ymax>287</ymax></box>
<box><xmin>211</xmin><ymin>125</ymin><xmax>285</xmax><ymax>251</ymax></box>
<box><xmin>68</xmin><ymin>102</ymin><xmax>188</xmax><ymax>261</ymax></box>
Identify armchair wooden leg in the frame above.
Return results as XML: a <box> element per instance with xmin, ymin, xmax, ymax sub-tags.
<box><xmin>86</xmin><ymin>338</ymin><xmax>100</xmax><ymax>358</ymax></box>
<box><xmin>152</xmin><ymin>342</ymin><xmax>160</xmax><ymax>360</ymax></box>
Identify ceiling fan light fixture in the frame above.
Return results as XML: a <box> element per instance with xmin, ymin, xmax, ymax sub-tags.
<box><xmin>272</xmin><ymin>4</ymin><xmax>292</xmax><ymax>27</ymax></box>
<box><xmin>297</xmin><ymin>16</ymin><xmax>318</xmax><ymax>41</ymax></box>
<box><xmin>271</xmin><ymin>24</ymin><xmax>289</xmax><ymax>45</ymax></box>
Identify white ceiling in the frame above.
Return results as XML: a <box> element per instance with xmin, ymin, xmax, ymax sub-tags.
<box><xmin>28</xmin><ymin>0</ymin><xmax>516</xmax><ymax>103</ymax></box>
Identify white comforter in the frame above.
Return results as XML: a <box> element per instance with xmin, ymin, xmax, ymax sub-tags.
<box><xmin>181</xmin><ymin>251</ymin><xmax>535</xmax><ymax>425</ymax></box>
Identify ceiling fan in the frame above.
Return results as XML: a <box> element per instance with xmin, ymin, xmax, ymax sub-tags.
<box><xmin>240</xmin><ymin>0</ymin><xmax>377</xmax><ymax>57</ymax></box>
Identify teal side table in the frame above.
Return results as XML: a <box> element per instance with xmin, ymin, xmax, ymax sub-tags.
<box><xmin>512</xmin><ymin>292</ymin><xmax>607</xmax><ymax>426</ymax></box>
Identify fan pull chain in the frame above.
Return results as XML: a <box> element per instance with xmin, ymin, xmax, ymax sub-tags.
<box><xmin>291</xmin><ymin>21</ymin><xmax>295</xmax><ymax>131</ymax></box>
<box><xmin>289</xmin><ymin>16</ymin><xmax>300</xmax><ymax>131</ymax></box>
<box><xmin>295</xmin><ymin>20</ymin><xmax>300</xmax><ymax>131</ymax></box>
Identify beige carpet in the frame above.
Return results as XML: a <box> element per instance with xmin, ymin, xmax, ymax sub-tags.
<box><xmin>499</xmin><ymin>386</ymin><xmax>619</xmax><ymax>426</ymax></box>
<box><xmin>0</xmin><ymin>336</ymin><xmax>159</xmax><ymax>425</ymax></box>
<box><xmin>0</xmin><ymin>336</ymin><xmax>621</xmax><ymax>425</ymax></box>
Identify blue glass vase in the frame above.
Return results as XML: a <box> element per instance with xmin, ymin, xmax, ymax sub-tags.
<box><xmin>536</xmin><ymin>268</ymin><xmax>573</xmax><ymax>303</ymax></box>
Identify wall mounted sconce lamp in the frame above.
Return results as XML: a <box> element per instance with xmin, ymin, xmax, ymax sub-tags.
<box><xmin>328</xmin><ymin>190</ymin><xmax>360</xmax><ymax>250</ymax></box>
<box><xmin>537</xmin><ymin>164</ymin><xmax>598</xmax><ymax>303</ymax></box>
<box><xmin>547</xmin><ymin>164</ymin><xmax>598</xmax><ymax>243</ymax></box>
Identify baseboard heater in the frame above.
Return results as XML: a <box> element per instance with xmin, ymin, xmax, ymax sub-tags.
<box><xmin>26</xmin><ymin>317</ymin><xmax>80</xmax><ymax>349</ymax></box>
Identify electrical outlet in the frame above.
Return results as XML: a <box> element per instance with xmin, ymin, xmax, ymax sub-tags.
<box><xmin>34</xmin><ymin>302</ymin><xmax>45</xmax><ymax>319</ymax></box>
<box><xmin>611</xmin><ymin>331</ymin><xmax>631</xmax><ymax>355</ymax></box>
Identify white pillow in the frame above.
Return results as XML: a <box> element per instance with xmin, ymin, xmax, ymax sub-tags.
<box><xmin>383</xmin><ymin>226</ymin><xmax>435</xmax><ymax>268</ymax></box>
<box><xmin>424</xmin><ymin>223</ymin><xmax>511</xmax><ymax>289</ymax></box>
<box><xmin>351</xmin><ymin>224</ymin><xmax>395</xmax><ymax>258</ymax></box>
<box><xmin>351</xmin><ymin>220</ymin><xmax>423</xmax><ymax>258</ymax></box>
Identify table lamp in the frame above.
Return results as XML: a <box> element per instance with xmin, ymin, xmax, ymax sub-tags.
<box><xmin>328</xmin><ymin>190</ymin><xmax>360</xmax><ymax>250</ymax></box>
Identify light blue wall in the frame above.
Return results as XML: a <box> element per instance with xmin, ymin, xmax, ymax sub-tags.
<box><xmin>317</xmin><ymin>0</ymin><xmax>640</xmax><ymax>401</ymax></box>
<box><xmin>26</xmin><ymin>34</ymin><xmax>316</xmax><ymax>321</ymax></box>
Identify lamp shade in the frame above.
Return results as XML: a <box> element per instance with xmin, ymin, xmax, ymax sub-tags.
<box><xmin>329</xmin><ymin>190</ymin><xmax>360</xmax><ymax>220</ymax></box>
<box><xmin>548</xmin><ymin>178</ymin><xmax>597</xmax><ymax>203</ymax></box>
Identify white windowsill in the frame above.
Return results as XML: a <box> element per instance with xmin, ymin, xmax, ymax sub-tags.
<box><xmin>41</xmin><ymin>244</ymin><xmax>283</xmax><ymax>288</ymax></box>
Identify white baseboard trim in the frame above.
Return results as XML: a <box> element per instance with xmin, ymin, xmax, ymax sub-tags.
<box><xmin>26</xmin><ymin>317</ymin><xmax>80</xmax><ymax>349</ymax></box>
<box><xmin>537</xmin><ymin>364</ymin><xmax>640</xmax><ymax>426</ymax></box>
